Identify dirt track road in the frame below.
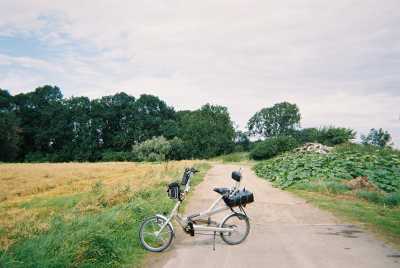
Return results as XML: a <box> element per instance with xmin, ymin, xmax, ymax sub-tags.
<box><xmin>145</xmin><ymin>164</ymin><xmax>400</xmax><ymax>268</ymax></box>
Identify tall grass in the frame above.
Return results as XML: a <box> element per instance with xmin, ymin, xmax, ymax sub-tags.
<box><xmin>0</xmin><ymin>161</ymin><xmax>210</xmax><ymax>267</ymax></box>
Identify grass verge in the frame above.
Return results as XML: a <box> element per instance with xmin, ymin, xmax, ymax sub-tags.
<box><xmin>0</xmin><ymin>162</ymin><xmax>210</xmax><ymax>268</ymax></box>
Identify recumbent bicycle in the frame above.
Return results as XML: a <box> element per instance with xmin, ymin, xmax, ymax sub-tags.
<box><xmin>139</xmin><ymin>167</ymin><xmax>254</xmax><ymax>252</ymax></box>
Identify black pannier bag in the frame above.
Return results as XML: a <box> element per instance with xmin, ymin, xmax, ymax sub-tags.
<box><xmin>223</xmin><ymin>189</ymin><xmax>254</xmax><ymax>207</ymax></box>
<box><xmin>167</xmin><ymin>182</ymin><xmax>181</xmax><ymax>200</ymax></box>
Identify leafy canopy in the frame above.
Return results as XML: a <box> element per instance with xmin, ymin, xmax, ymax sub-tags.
<box><xmin>247</xmin><ymin>102</ymin><xmax>301</xmax><ymax>138</ymax></box>
<box><xmin>179</xmin><ymin>104</ymin><xmax>235</xmax><ymax>158</ymax></box>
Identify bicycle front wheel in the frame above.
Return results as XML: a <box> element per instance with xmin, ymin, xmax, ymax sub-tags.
<box><xmin>139</xmin><ymin>216</ymin><xmax>174</xmax><ymax>252</ymax></box>
<box><xmin>220</xmin><ymin>213</ymin><xmax>250</xmax><ymax>245</ymax></box>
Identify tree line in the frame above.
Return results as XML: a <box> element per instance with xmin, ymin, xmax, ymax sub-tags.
<box><xmin>0</xmin><ymin>86</ymin><xmax>235</xmax><ymax>162</ymax></box>
<box><xmin>0</xmin><ymin>85</ymin><xmax>391</xmax><ymax>162</ymax></box>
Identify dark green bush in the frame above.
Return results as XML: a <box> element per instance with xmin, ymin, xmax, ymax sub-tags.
<box><xmin>290</xmin><ymin>127</ymin><xmax>355</xmax><ymax>146</ymax></box>
<box><xmin>316</xmin><ymin>126</ymin><xmax>356</xmax><ymax>146</ymax></box>
<box><xmin>250</xmin><ymin>141</ymin><xmax>278</xmax><ymax>160</ymax></box>
<box><xmin>290</xmin><ymin>128</ymin><xmax>320</xmax><ymax>144</ymax></box>
<box><xmin>250</xmin><ymin>136</ymin><xmax>298</xmax><ymax>160</ymax></box>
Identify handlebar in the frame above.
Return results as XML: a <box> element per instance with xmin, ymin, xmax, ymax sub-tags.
<box><xmin>190</xmin><ymin>167</ymin><xmax>199</xmax><ymax>173</ymax></box>
<box><xmin>181</xmin><ymin>167</ymin><xmax>199</xmax><ymax>192</ymax></box>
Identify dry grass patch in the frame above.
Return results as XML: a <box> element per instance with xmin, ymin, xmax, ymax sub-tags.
<box><xmin>0</xmin><ymin>160</ymin><xmax>203</xmax><ymax>249</ymax></box>
<box><xmin>0</xmin><ymin>161</ymin><xmax>197</xmax><ymax>202</ymax></box>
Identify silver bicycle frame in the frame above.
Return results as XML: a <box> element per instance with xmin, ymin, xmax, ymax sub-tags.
<box><xmin>155</xmin><ymin>171</ymin><xmax>242</xmax><ymax>237</ymax></box>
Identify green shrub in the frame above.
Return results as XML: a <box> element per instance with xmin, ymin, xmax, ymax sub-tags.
<box><xmin>316</xmin><ymin>126</ymin><xmax>356</xmax><ymax>146</ymax></box>
<box><xmin>102</xmin><ymin>137</ymin><xmax>190</xmax><ymax>162</ymax></box>
<box><xmin>290</xmin><ymin>128</ymin><xmax>320</xmax><ymax>144</ymax></box>
<box><xmin>250</xmin><ymin>136</ymin><xmax>298</xmax><ymax>160</ymax></box>
<box><xmin>132</xmin><ymin>136</ymin><xmax>171</xmax><ymax>162</ymax></box>
<box><xmin>290</xmin><ymin>127</ymin><xmax>355</xmax><ymax>146</ymax></box>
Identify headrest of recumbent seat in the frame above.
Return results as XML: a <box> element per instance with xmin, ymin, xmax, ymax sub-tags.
<box><xmin>231</xmin><ymin>171</ymin><xmax>242</xmax><ymax>182</ymax></box>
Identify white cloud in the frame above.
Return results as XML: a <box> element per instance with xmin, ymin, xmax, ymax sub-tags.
<box><xmin>0</xmin><ymin>0</ymin><xmax>399</xmax><ymax>146</ymax></box>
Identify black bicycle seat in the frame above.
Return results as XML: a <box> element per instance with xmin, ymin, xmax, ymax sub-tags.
<box><xmin>213</xmin><ymin>187</ymin><xmax>230</xmax><ymax>195</ymax></box>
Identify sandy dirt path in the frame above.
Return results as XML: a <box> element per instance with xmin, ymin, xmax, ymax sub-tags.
<box><xmin>144</xmin><ymin>164</ymin><xmax>400</xmax><ymax>268</ymax></box>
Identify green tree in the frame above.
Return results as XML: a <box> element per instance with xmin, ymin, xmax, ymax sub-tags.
<box><xmin>167</xmin><ymin>137</ymin><xmax>189</xmax><ymax>160</ymax></box>
<box><xmin>63</xmin><ymin>96</ymin><xmax>101</xmax><ymax>161</ymax></box>
<box><xmin>0</xmin><ymin>89</ymin><xmax>20</xmax><ymax>161</ymax></box>
<box><xmin>13</xmin><ymin>85</ymin><xmax>66</xmax><ymax>159</ymax></box>
<box><xmin>179</xmin><ymin>104</ymin><xmax>235</xmax><ymax>158</ymax></box>
<box><xmin>247</xmin><ymin>102</ymin><xmax>301</xmax><ymax>138</ymax></box>
<box><xmin>361</xmin><ymin>128</ymin><xmax>392</xmax><ymax>148</ymax></box>
<box><xmin>90</xmin><ymin>92</ymin><xmax>137</xmax><ymax>151</ymax></box>
<box><xmin>132</xmin><ymin>94</ymin><xmax>176</xmax><ymax>143</ymax></box>
<box><xmin>0</xmin><ymin>89</ymin><xmax>15</xmax><ymax>110</ymax></box>
<box><xmin>234</xmin><ymin>130</ymin><xmax>250</xmax><ymax>151</ymax></box>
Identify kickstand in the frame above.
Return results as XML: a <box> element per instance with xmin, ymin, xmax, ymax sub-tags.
<box><xmin>213</xmin><ymin>231</ymin><xmax>216</xmax><ymax>251</ymax></box>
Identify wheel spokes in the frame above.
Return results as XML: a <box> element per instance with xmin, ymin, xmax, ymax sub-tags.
<box><xmin>141</xmin><ymin>218</ymin><xmax>172</xmax><ymax>249</ymax></box>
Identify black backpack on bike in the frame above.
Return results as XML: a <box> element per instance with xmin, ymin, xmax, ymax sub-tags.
<box><xmin>223</xmin><ymin>189</ymin><xmax>254</xmax><ymax>207</ymax></box>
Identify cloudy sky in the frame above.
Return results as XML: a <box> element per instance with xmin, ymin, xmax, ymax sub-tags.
<box><xmin>0</xmin><ymin>1</ymin><xmax>399</xmax><ymax>146</ymax></box>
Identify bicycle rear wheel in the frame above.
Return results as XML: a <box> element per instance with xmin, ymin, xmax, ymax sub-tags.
<box><xmin>139</xmin><ymin>216</ymin><xmax>174</xmax><ymax>252</ymax></box>
<box><xmin>220</xmin><ymin>213</ymin><xmax>250</xmax><ymax>245</ymax></box>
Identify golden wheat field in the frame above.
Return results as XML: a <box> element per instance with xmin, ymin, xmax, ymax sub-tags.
<box><xmin>0</xmin><ymin>161</ymin><xmax>201</xmax><ymax>248</ymax></box>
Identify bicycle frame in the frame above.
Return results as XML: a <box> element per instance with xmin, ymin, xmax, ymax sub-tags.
<box><xmin>155</xmin><ymin>175</ymin><xmax>242</xmax><ymax>237</ymax></box>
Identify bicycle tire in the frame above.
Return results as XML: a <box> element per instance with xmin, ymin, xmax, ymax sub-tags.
<box><xmin>220</xmin><ymin>213</ymin><xmax>250</xmax><ymax>245</ymax></box>
<box><xmin>139</xmin><ymin>215</ymin><xmax>174</xmax><ymax>252</ymax></box>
